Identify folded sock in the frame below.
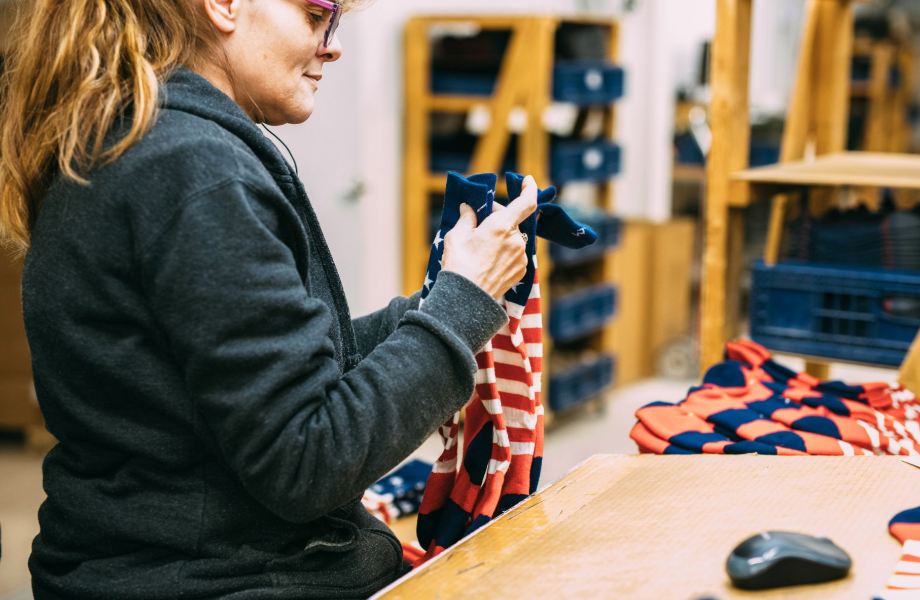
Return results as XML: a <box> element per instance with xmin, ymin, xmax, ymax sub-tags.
<box><xmin>875</xmin><ymin>508</ymin><xmax>920</xmax><ymax>598</ymax></box>
<box><xmin>634</xmin><ymin>401</ymin><xmax>805</xmax><ymax>455</ymax></box>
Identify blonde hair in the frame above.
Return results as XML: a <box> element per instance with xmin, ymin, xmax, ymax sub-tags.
<box><xmin>0</xmin><ymin>0</ymin><xmax>365</xmax><ymax>252</ymax></box>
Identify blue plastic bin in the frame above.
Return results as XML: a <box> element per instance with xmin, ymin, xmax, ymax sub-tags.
<box><xmin>749</xmin><ymin>142</ymin><xmax>780</xmax><ymax>168</ymax></box>
<box><xmin>550</xmin><ymin>284</ymin><xmax>617</xmax><ymax>343</ymax></box>
<box><xmin>430</xmin><ymin>72</ymin><xmax>498</xmax><ymax>96</ymax></box>
<box><xmin>750</xmin><ymin>260</ymin><xmax>920</xmax><ymax>367</ymax></box>
<box><xmin>548</xmin><ymin>353</ymin><xmax>616</xmax><ymax>412</ymax></box>
<box><xmin>553</xmin><ymin>61</ymin><xmax>625</xmax><ymax>105</ymax></box>
<box><xmin>551</xmin><ymin>141</ymin><xmax>621</xmax><ymax>185</ymax></box>
<box><xmin>549</xmin><ymin>214</ymin><xmax>620</xmax><ymax>266</ymax></box>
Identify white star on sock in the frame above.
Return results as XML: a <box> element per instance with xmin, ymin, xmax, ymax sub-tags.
<box><xmin>432</xmin><ymin>230</ymin><xmax>444</xmax><ymax>249</ymax></box>
<box><xmin>510</xmin><ymin>282</ymin><xmax>521</xmax><ymax>293</ymax></box>
<box><xmin>424</xmin><ymin>273</ymin><xmax>434</xmax><ymax>290</ymax></box>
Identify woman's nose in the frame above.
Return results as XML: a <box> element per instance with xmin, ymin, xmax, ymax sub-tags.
<box><xmin>319</xmin><ymin>33</ymin><xmax>343</xmax><ymax>62</ymax></box>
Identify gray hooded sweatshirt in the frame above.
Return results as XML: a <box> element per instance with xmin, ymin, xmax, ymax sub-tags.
<box><xmin>24</xmin><ymin>67</ymin><xmax>507</xmax><ymax>600</ymax></box>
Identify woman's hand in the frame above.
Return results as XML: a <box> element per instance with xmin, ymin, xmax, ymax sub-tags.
<box><xmin>441</xmin><ymin>175</ymin><xmax>539</xmax><ymax>300</ymax></box>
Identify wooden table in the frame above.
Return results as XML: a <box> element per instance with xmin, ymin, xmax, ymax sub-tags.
<box><xmin>373</xmin><ymin>455</ymin><xmax>920</xmax><ymax>599</ymax></box>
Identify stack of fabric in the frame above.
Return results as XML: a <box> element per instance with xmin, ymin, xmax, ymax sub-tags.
<box><xmin>361</xmin><ymin>459</ymin><xmax>433</xmax><ymax>526</ymax></box>
<box><xmin>790</xmin><ymin>204</ymin><xmax>920</xmax><ymax>271</ymax></box>
<box><xmin>630</xmin><ymin>339</ymin><xmax>919</xmax><ymax>457</ymax></box>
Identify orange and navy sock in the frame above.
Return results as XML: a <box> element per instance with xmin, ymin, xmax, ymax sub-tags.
<box><xmin>874</xmin><ymin>507</ymin><xmax>920</xmax><ymax>599</ymax></box>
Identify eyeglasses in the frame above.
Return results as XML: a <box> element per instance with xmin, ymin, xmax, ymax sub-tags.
<box><xmin>302</xmin><ymin>0</ymin><xmax>342</xmax><ymax>49</ymax></box>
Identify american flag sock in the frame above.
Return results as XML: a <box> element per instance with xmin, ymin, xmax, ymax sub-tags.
<box><xmin>874</xmin><ymin>507</ymin><xmax>920</xmax><ymax>599</ymax></box>
<box><xmin>414</xmin><ymin>172</ymin><xmax>592</xmax><ymax>566</ymax></box>
<box><xmin>415</xmin><ymin>171</ymin><xmax>496</xmax><ymax>557</ymax></box>
<box><xmin>416</xmin><ymin>172</ymin><xmax>543</xmax><ymax>564</ymax></box>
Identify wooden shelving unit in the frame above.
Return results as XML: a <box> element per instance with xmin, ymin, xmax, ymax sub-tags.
<box><xmin>403</xmin><ymin>15</ymin><xmax>622</xmax><ymax>423</ymax></box>
<box><xmin>701</xmin><ymin>0</ymin><xmax>920</xmax><ymax>380</ymax></box>
<box><xmin>851</xmin><ymin>36</ymin><xmax>917</xmax><ymax>154</ymax></box>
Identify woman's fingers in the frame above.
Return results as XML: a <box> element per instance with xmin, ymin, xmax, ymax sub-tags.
<box><xmin>493</xmin><ymin>175</ymin><xmax>538</xmax><ymax>229</ymax></box>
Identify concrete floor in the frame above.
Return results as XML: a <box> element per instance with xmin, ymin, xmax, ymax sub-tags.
<box><xmin>0</xmin><ymin>359</ymin><xmax>899</xmax><ymax>599</ymax></box>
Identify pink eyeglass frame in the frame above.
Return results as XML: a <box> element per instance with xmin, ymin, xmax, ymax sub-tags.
<box><xmin>302</xmin><ymin>0</ymin><xmax>342</xmax><ymax>49</ymax></box>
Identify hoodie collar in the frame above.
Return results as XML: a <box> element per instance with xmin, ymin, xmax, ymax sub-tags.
<box><xmin>160</xmin><ymin>67</ymin><xmax>295</xmax><ymax>179</ymax></box>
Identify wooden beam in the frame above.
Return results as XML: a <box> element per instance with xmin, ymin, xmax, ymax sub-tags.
<box><xmin>765</xmin><ymin>0</ymin><xmax>820</xmax><ymax>265</ymax></box>
<box><xmin>701</xmin><ymin>0</ymin><xmax>753</xmax><ymax>371</ymax></box>
<box><xmin>469</xmin><ymin>20</ymin><xmax>534</xmax><ymax>175</ymax></box>
<box><xmin>402</xmin><ymin>18</ymin><xmax>431</xmax><ymax>297</ymax></box>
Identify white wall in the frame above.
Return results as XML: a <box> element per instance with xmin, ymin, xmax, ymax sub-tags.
<box><xmin>273</xmin><ymin>0</ymin><xmax>805</xmax><ymax>316</ymax></box>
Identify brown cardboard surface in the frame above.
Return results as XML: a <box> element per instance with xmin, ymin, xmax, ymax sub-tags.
<box><xmin>0</xmin><ymin>251</ymin><xmax>23</xmax><ymax>279</ymax></box>
<box><xmin>0</xmin><ymin>378</ymin><xmax>39</xmax><ymax>429</ymax></box>
<box><xmin>610</xmin><ymin>220</ymin><xmax>695</xmax><ymax>385</ymax></box>
<box><xmin>389</xmin><ymin>514</ymin><xmax>419</xmax><ymax>546</ymax></box>
<box><xmin>376</xmin><ymin>455</ymin><xmax>919</xmax><ymax>600</ymax></box>
<box><xmin>648</xmin><ymin>218</ymin><xmax>695</xmax><ymax>360</ymax></box>
<box><xmin>0</xmin><ymin>337</ymin><xmax>32</xmax><ymax>375</ymax></box>
<box><xmin>0</xmin><ymin>281</ymin><xmax>26</xmax><ymax>336</ymax></box>
<box><xmin>609</xmin><ymin>222</ymin><xmax>654</xmax><ymax>385</ymax></box>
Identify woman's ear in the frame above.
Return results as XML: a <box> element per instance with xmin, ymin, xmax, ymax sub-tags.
<box><xmin>203</xmin><ymin>0</ymin><xmax>241</xmax><ymax>33</ymax></box>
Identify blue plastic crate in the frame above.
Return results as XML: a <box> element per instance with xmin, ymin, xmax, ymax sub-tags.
<box><xmin>551</xmin><ymin>141</ymin><xmax>621</xmax><ymax>185</ymax></box>
<box><xmin>430</xmin><ymin>72</ymin><xmax>497</xmax><ymax>96</ymax></box>
<box><xmin>553</xmin><ymin>61</ymin><xmax>625</xmax><ymax>105</ymax></box>
<box><xmin>674</xmin><ymin>136</ymin><xmax>778</xmax><ymax>168</ymax></box>
<box><xmin>750</xmin><ymin>260</ymin><xmax>920</xmax><ymax>367</ymax></box>
<box><xmin>550</xmin><ymin>284</ymin><xmax>617</xmax><ymax>343</ymax></box>
<box><xmin>749</xmin><ymin>142</ymin><xmax>780</xmax><ymax>168</ymax></box>
<box><xmin>549</xmin><ymin>215</ymin><xmax>620</xmax><ymax>266</ymax></box>
<box><xmin>548</xmin><ymin>353</ymin><xmax>616</xmax><ymax>412</ymax></box>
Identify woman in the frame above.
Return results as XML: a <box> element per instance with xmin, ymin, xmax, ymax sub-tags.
<box><xmin>0</xmin><ymin>0</ymin><xmax>537</xmax><ymax>598</ymax></box>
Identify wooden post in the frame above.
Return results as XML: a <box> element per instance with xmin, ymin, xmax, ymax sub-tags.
<box><xmin>803</xmin><ymin>0</ymin><xmax>854</xmax><ymax>379</ymax></box>
<box><xmin>469</xmin><ymin>21</ymin><xmax>535</xmax><ymax>175</ymax></box>
<box><xmin>602</xmin><ymin>21</ymin><xmax>621</xmax><ymax>363</ymax></box>
<box><xmin>402</xmin><ymin>19</ymin><xmax>431</xmax><ymax>297</ymax></box>
<box><xmin>701</xmin><ymin>0</ymin><xmax>753</xmax><ymax>372</ymax></box>
<box><xmin>764</xmin><ymin>0</ymin><xmax>821</xmax><ymax>265</ymax></box>
<box><xmin>901</xmin><ymin>334</ymin><xmax>920</xmax><ymax>397</ymax></box>
<box><xmin>517</xmin><ymin>17</ymin><xmax>557</xmax><ymax>425</ymax></box>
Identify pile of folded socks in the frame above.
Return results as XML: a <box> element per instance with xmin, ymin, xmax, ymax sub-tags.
<box><xmin>630</xmin><ymin>340</ymin><xmax>920</xmax><ymax>598</ymax></box>
<box><xmin>362</xmin><ymin>459</ymin><xmax>433</xmax><ymax>525</ymax></box>
<box><xmin>630</xmin><ymin>339</ymin><xmax>919</xmax><ymax>457</ymax></box>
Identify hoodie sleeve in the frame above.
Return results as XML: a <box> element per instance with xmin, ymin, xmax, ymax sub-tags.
<box><xmin>140</xmin><ymin>179</ymin><xmax>507</xmax><ymax>523</ymax></box>
<box><xmin>352</xmin><ymin>292</ymin><xmax>422</xmax><ymax>359</ymax></box>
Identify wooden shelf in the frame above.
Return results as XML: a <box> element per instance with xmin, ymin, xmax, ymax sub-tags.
<box><xmin>426</xmin><ymin>174</ymin><xmax>509</xmax><ymax>196</ymax></box>
<box><xmin>732</xmin><ymin>151</ymin><xmax>920</xmax><ymax>190</ymax></box>
<box><xmin>404</xmin><ymin>15</ymin><xmax>622</xmax><ymax>419</ymax></box>
<box><xmin>427</xmin><ymin>95</ymin><xmax>489</xmax><ymax>112</ymax></box>
<box><xmin>672</xmin><ymin>164</ymin><xmax>706</xmax><ymax>183</ymax></box>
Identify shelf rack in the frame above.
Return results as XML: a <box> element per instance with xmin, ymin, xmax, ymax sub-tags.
<box><xmin>701</xmin><ymin>0</ymin><xmax>920</xmax><ymax>379</ymax></box>
<box><xmin>403</xmin><ymin>15</ymin><xmax>622</xmax><ymax>422</ymax></box>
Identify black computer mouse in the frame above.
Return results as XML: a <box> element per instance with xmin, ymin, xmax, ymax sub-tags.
<box><xmin>726</xmin><ymin>531</ymin><xmax>852</xmax><ymax>590</ymax></box>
